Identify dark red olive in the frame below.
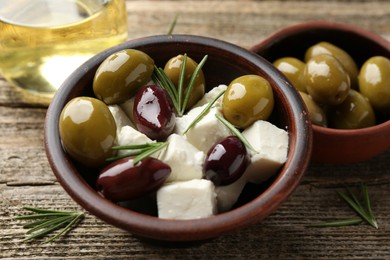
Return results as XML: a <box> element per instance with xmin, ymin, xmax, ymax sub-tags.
<box><xmin>96</xmin><ymin>156</ymin><xmax>171</xmax><ymax>202</ymax></box>
<box><xmin>204</xmin><ymin>136</ymin><xmax>249</xmax><ymax>186</ymax></box>
<box><xmin>133</xmin><ymin>85</ymin><xmax>175</xmax><ymax>140</ymax></box>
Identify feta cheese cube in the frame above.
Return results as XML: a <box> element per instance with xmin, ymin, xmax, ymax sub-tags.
<box><xmin>157</xmin><ymin>179</ymin><xmax>217</xmax><ymax>219</ymax></box>
<box><xmin>175</xmin><ymin>104</ymin><xmax>232</xmax><ymax>153</ymax></box>
<box><xmin>194</xmin><ymin>84</ymin><xmax>227</xmax><ymax>108</ymax></box>
<box><xmin>215</xmin><ymin>174</ymin><xmax>247</xmax><ymax>212</ymax></box>
<box><xmin>108</xmin><ymin>104</ymin><xmax>135</xmax><ymax>134</ymax></box>
<box><xmin>242</xmin><ymin>120</ymin><xmax>289</xmax><ymax>184</ymax></box>
<box><xmin>158</xmin><ymin>134</ymin><xmax>204</xmax><ymax>182</ymax></box>
<box><xmin>116</xmin><ymin>125</ymin><xmax>159</xmax><ymax>158</ymax></box>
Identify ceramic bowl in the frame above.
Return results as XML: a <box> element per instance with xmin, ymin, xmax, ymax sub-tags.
<box><xmin>250</xmin><ymin>21</ymin><xmax>390</xmax><ymax>164</ymax></box>
<box><xmin>45</xmin><ymin>34</ymin><xmax>312</xmax><ymax>241</ymax></box>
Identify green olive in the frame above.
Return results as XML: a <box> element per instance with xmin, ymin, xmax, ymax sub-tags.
<box><xmin>329</xmin><ymin>89</ymin><xmax>376</xmax><ymax>129</ymax></box>
<box><xmin>164</xmin><ymin>54</ymin><xmax>205</xmax><ymax>109</ymax></box>
<box><xmin>303</xmin><ymin>54</ymin><xmax>351</xmax><ymax>106</ymax></box>
<box><xmin>93</xmin><ymin>49</ymin><xmax>154</xmax><ymax>105</ymax></box>
<box><xmin>304</xmin><ymin>41</ymin><xmax>359</xmax><ymax>88</ymax></box>
<box><xmin>299</xmin><ymin>92</ymin><xmax>327</xmax><ymax>127</ymax></box>
<box><xmin>59</xmin><ymin>97</ymin><xmax>117</xmax><ymax>167</ymax></box>
<box><xmin>222</xmin><ymin>75</ymin><xmax>274</xmax><ymax>128</ymax></box>
<box><xmin>358</xmin><ymin>56</ymin><xmax>390</xmax><ymax>113</ymax></box>
<box><xmin>273</xmin><ymin>57</ymin><xmax>307</xmax><ymax>93</ymax></box>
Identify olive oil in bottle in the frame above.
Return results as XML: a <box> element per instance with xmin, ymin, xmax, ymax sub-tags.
<box><xmin>0</xmin><ymin>0</ymin><xmax>128</xmax><ymax>105</ymax></box>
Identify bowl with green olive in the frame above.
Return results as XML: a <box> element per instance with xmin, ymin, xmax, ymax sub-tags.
<box><xmin>45</xmin><ymin>34</ymin><xmax>312</xmax><ymax>242</ymax></box>
<box><xmin>250</xmin><ymin>21</ymin><xmax>390</xmax><ymax>164</ymax></box>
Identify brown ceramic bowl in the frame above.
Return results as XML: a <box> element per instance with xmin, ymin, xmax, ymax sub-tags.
<box><xmin>45</xmin><ymin>35</ymin><xmax>312</xmax><ymax>241</ymax></box>
<box><xmin>250</xmin><ymin>21</ymin><xmax>390</xmax><ymax>164</ymax></box>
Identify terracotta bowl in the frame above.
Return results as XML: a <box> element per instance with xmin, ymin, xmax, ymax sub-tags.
<box><xmin>45</xmin><ymin>34</ymin><xmax>312</xmax><ymax>242</ymax></box>
<box><xmin>250</xmin><ymin>21</ymin><xmax>390</xmax><ymax>164</ymax></box>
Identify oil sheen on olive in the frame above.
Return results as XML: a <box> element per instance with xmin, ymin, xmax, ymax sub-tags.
<box><xmin>303</xmin><ymin>54</ymin><xmax>351</xmax><ymax>106</ymax></box>
<box><xmin>133</xmin><ymin>85</ymin><xmax>176</xmax><ymax>140</ymax></box>
<box><xmin>163</xmin><ymin>55</ymin><xmax>205</xmax><ymax>109</ymax></box>
<box><xmin>358</xmin><ymin>56</ymin><xmax>390</xmax><ymax>113</ymax></box>
<box><xmin>273</xmin><ymin>57</ymin><xmax>307</xmax><ymax>93</ymax></box>
<box><xmin>59</xmin><ymin>97</ymin><xmax>117</xmax><ymax>167</ymax></box>
<box><xmin>329</xmin><ymin>89</ymin><xmax>376</xmax><ymax>129</ymax></box>
<box><xmin>93</xmin><ymin>49</ymin><xmax>154</xmax><ymax>105</ymax></box>
<box><xmin>305</xmin><ymin>41</ymin><xmax>359</xmax><ymax>88</ymax></box>
<box><xmin>97</xmin><ymin>157</ymin><xmax>171</xmax><ymax>202</ymax></box>
<box><xmin>222</xmin><ymin>75</ymin><xmax>274</xmax><ymax>128</ymax></box>
<box><xmin>299</xmin><ymin>92</ymin><xmax>328</xmax><ymax>127</ymax></box>
<box><xmin>204</xmin><ymin>136</ymin><xmax>249</xmax><ymax>186</ymax></box>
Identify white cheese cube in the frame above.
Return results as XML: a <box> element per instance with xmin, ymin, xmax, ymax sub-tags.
<box><xmin>175</xmin><ymin>104</ymin><xmax>231</xmax><ymax>153</ymax></box>
<box><xmin>108</xmin><ymin>104</ymin><xmax>135</xmax><ymax>134</ymax></box>
<box><xmin>242</xmin><ymin>120</ymin><xmax>289</xmax><ymax>184</ymax></box>
<box><xmin>116</xmin><ymin>125</ymin><xmax>160</xmax><ymax>158</ymax></box>
<box><xmin>215</xmin><ymin>174</ymin><xmax>247</xmax><ymax>213</ymax></box>
<box><xmin>157</xmin><ymin>179</ymin><xmax>217</xmax><ymax>219</ymax></box>
<box><xmin>194</xmin><ymin>84</ymin><xmax>227</xmax><ymax>108</ymax></box>
<box><xmin>158</xmin><ymin>134</ymin><xmax>204</xmax><ymax>182</ymax></box>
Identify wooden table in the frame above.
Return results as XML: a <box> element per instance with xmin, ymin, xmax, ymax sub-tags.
<box><xmin>1</xmin><ymin>1</ymin><xmax>390</xmax><ymax>258</ymax></box>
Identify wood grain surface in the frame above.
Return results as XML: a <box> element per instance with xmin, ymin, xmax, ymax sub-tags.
<box><xmin>1</xmin><ymin>0</ymin><xmax>390</xmax><ymax>259</ymax></box>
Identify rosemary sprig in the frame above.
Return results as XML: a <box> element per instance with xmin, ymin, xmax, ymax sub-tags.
<box><xmin>15</xmin><ymin>207</ymin><xmax>84</xmax><ymax>243</ymax></box>
<box><xmin>183</xmin><ymin>90</ymin><xmax>226</xmax><ymax>134</ymax></box>
<box><xmin>307</xmin><ymin>183</ymin><xmax>378</xmax><ymax>229</ymax></box>
<box><xmin>152</xmin><ymin>54</ymin><xmax>208</xmax><ymax>117</ymax></box>
<box><xmin>215</xmin><ymin>113</ymin><xmax>255</xmax><ymax>152</ymax></box>
<box><xmin>106</xmin><ymin>142</ymin><xmax>168</xmax><ymax>164</ymax></box>
<box><xmin>168</xmin><ymin>14</ymin><xmax>179</xmax><ymax>35</ymax></box>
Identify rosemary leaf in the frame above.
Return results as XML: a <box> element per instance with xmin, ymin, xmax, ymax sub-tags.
<box><xmin>107</xmin><ymin>142</ymin><xmax>167</xmax><ymax>163</ymax></box>
<box><xmin>168</xmin><ymin>14</ymin><xmax>179</xmax><ymax>35</ymax></box>
<box><xmin>215</xmin><ymin>114</ymin><xmax>255</xmax><ymax>152</ymax></box>
<box><xmin>15</xmin><ymin>212</ymin><xmax>73</xmax><ymax>220</ymax></box>
<box><xmin>133</xmin><ymin>142</ymin><xmax>168</xmax><ymax>165</ymax></box>
<box><xmin>361</xmin><ymin>183</ymin><xmax>378</xmax><ymax>229</ymax></box>
<box><xmin>346</xmin><ymin>186</ymin><xmax>364</xmax><ymax>211</ymax></box>
<box><xmin>181</xmin><ymin>55</ymin><xmax>208</xmax><ymax>115</ymax></box>
<box><xmin>177</xmin><ymin>53</ymin><xmax>187</xmax><ymax>113</ymax></box>
<box><xmin>337</xmin><ymin>190</ymin><xmax>378</xmax><ymax>229</ymax></box>
<box><xmin>307</xmin><ymin>217</ymin><xmax>363</xmax><ymax>227</ymax></box>
<box><xmin>112</xmin><ymin>143</ymin><xmax>154</xmax><ymax>150</ymax></box>
<box><xmin>183</xmin><ymin>90</ymin><xmax>226</xmax><ymax>134</ymax></box>
<box><xmin>21</xmin><ymin>207</ymin><xmax>72</xmax><ymax>214</ymax></box>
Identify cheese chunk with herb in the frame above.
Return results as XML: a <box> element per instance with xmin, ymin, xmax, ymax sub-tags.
<box><xmin>158</xmin><ymin>134</ymin><xmax>204</xmax><ymax>182</ymax></box>
<box><xmin>116</xmin><ymin>125</ymin><xmax>159</xmax><ymax>158</ymax></box>
<box><xmin>215</xmin><ymin>174</ymin><xmax>247</xmax><ymax>212</ymax></box>
<box><xmin>157</xmin><ymin>179</ymin><xmax>217</xmax><ymax>219</ymax></box>
<box><xmin>175</xmin><ymin>104</ymin><xmax>231</xmax><ymax>153</ymax></box>
<box><xmin>194</xmin><ymin>84</ymin><xmax>227</xmax><ymax>108</ymax></box>
<box><xmin>242</xmin><ymin>120</ymin><xmax>289</xmax><ymax>184</ymax></box>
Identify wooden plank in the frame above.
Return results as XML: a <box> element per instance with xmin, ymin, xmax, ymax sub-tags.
<box><xmin>1</xmin><ymin>0</ymin><xmax>390</xmax><ymax>258</ymax></box>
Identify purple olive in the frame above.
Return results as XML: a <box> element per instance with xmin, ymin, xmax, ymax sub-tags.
<box><xmin>204</xmin><ymin>136</ymin><xmax>249</xmax><ymax>186</ymax></box>
<box><xmin>133</xmin><ymin>85</ymin><xmax>175</xmax><ymax>140</ymax></box>
<box><xmin>97</xmin><ymin>156</ymin><xmax>171</xmax><ymax>202</ymax></box>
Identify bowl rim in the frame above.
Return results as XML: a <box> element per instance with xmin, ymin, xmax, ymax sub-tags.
<box><xmin>250</xmin><ymin>20</ymin><xmax>390</xmax><ymax>56</ymax></box>
<box><xmin>45</xmin><ymin>34</ymin><xmax>312</xmax><ymax>241</ymax></box>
